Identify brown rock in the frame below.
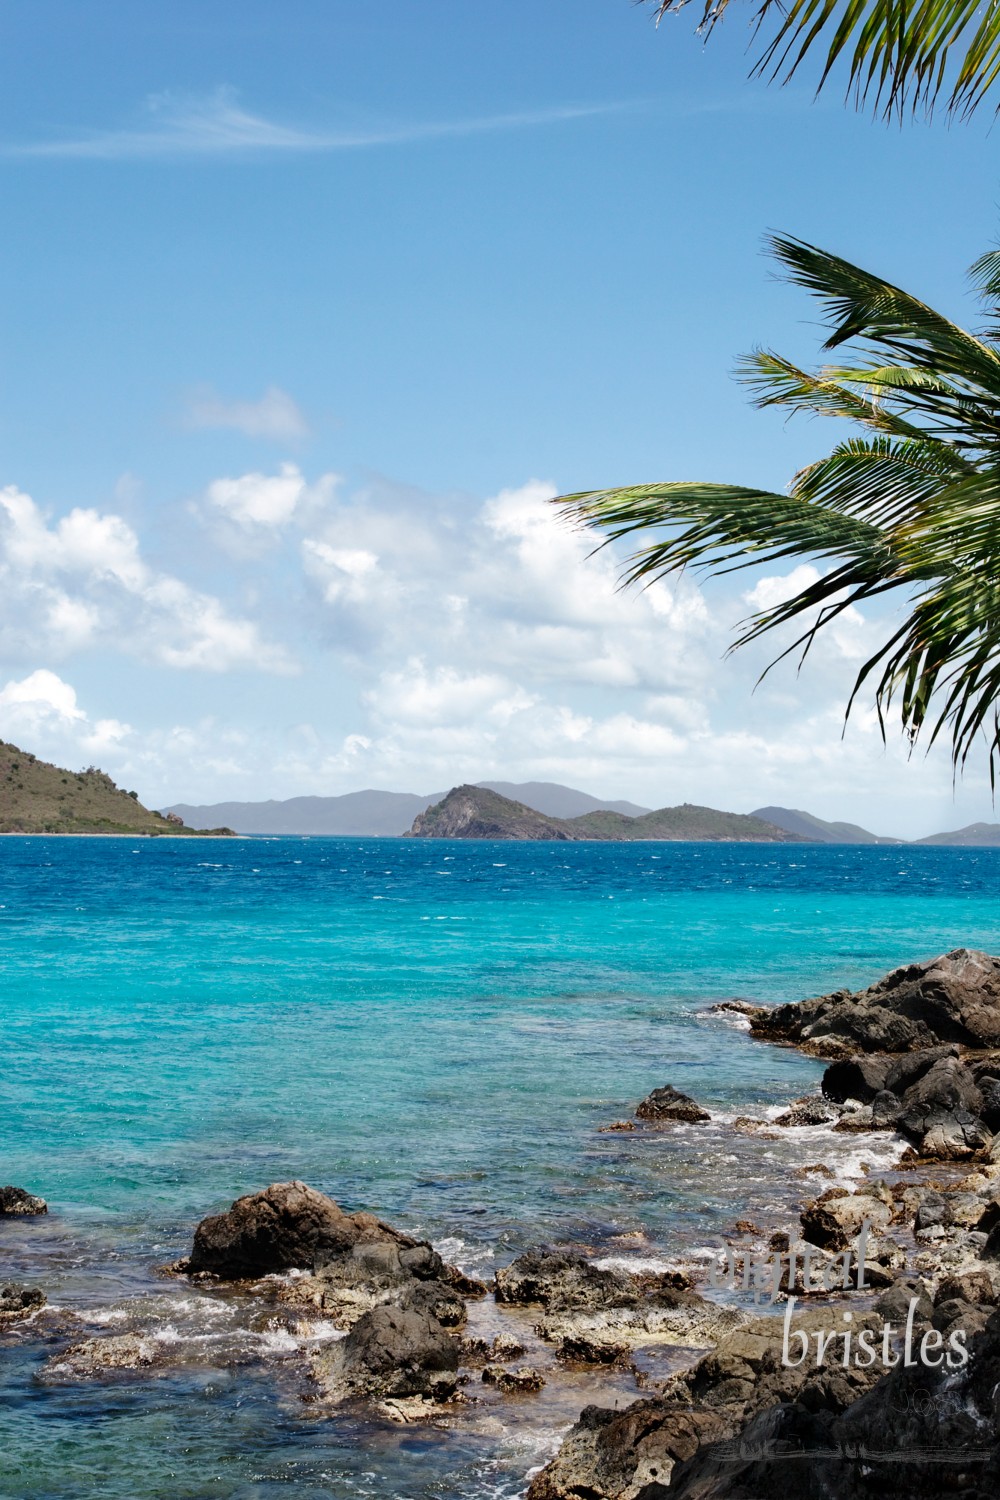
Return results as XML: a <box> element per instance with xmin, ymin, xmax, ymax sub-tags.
<box><xmin>635</xmin><ymin>1086</ymin><xmax>710</xmax><ymax>1123</ymax></box>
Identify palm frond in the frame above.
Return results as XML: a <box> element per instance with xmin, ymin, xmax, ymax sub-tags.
<box><xmin>642</xmin><ymin>0</ymin><xmax>1000</xmax><ymax>118</ymax></box>
<box><xmin>555</xmin><ymin>232</ymin><xmax>1000</xmax><ymax>780</ymax></box>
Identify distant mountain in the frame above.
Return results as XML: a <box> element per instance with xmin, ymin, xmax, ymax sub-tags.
<box><xmin>164</xmin><ymin>790</ymin><xmax>436</xmax><ymax>836</ymax></box>
<box><xmin>914</xmin><ymin>822</ymin><xmax>1000</xmax><ymax>847</ymax></box>
<box><xmin>478</xmin><ymin>781</ymin><xmax>650</xmax><ymax>819</ymax></box>
<box><xmin>0</xmin><ymin>739</ymin><xmax>232</xmax><ymax>836</ymax></box>
<box><xmin>752</xmin><ymin>805</ymin><xmax>901</xmax><ymax>845</ymax></box>
<box><xmin>406</xmin><ymin>785</ymin><xmax>806</xmax><ymax>842</ymax></box>
<box><xmin>165</xmin><ymin>781</ymin><xmax>653</xmax><ymax>835</ymax></box>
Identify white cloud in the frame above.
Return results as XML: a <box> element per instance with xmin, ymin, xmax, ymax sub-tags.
<box><xmin>0</xmin><ymin>668</ymin><xmax>84</xmax><ymax>724</ymax></box>
<box><xmin>186</xmin><ymin>385</ymin><xmax>308</xmax><ymax>441</ymax></box>
<box><xmin>9</xmin><ymin>88</ymin><xmax>624</xmax><ymax>162</ymax></box>
<box><xmin>0</xmin><ymin>485</ymin><xmax>293</xmax><ymax>674</ymax></box>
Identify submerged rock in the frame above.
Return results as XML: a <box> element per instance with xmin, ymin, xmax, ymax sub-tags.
<box><xmin>635</xmin><ymin>1086</ymin><xmax>710</xmax><ymax>1124</ymax></box>
<box><xmin>481</xmin><ymin>1362</ymin><xmax>545</xmax><ymax>1392</ymax></box>
<box><xmin>495</xmin><ymin>1249</ymin><xmax>698</xmax><ymax>1315</ymax></box>
<box><xmin>47</xmin><ymin>1334</ymin><xmax>160</xmax><ymax>1378</ymax></box>
<box><xmin>0</xmin><ymin>1186</ymin><xmax>47</xmax><ymax>1216</ymax></box>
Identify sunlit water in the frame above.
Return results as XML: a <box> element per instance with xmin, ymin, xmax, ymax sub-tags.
<box><xmin>1</xmin><ymin>836</ymin><xmax>998</xmax><ymax>1498</ymax></box>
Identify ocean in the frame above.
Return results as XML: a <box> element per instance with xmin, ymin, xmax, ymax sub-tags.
<box><xmin>1</xmin><ymin>836</ymin><xmax>998</xmax><ymax>1498</ymax></box>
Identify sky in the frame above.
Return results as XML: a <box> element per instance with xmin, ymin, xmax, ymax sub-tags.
<box><xmin>1</xmin><ymin>0</ymin><xmax>998</xmax><ymax>839</ymax></box>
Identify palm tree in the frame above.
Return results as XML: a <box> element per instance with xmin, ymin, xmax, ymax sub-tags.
<box><xmin>556</xmin><ymin>235</ymin><xmax>1000</xmax><ymax>782</ymax></box>
<box><xmin>643</xmin><ymin>0</ymin><xmax>1000</xmax><ymax>118</ymax></box>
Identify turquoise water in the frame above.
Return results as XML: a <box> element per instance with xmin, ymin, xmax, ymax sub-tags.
<box><xmin>1</xmin><ymin>837</ymin><xmax>998</xmax><ymax>1498</ymax></box>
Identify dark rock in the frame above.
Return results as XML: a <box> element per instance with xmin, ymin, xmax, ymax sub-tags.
<box><xmin>897</xmin><ymin>1056</ymin><xmax>990</xmax><ymax>1158</ymax></box>
<box><xmin>914</xmin><ymin>1189</ymin><xmax>953</xmax><ymax>1231</ymax></box>
<box><xmin>494</xmin><ymin>1249</ymin><xmax>700</xmax><ymax>1314</ymax></box>
<box><xmin>870</xmin><ymin>1089</ymin><xmax>903</xmax><ymax>1129</ymax></box>
<box><xmin>982</xmin><ymin>1222</ymin><xmax>1000</xmax><ymax>1260</ymax></box>
<box><xmin>556</xmin><ymin>1334</ymin><xmax>631</xmax><ymax>1365</ymax></box>
<box><xmin>312</xmin><ymin>1301</ymin><xmax>459</xmax><ymax>1402</ymax></box>
<box><xmin>746</xmin><ymin>949</ymin><xmax>1000</xmax><ymax>1057</ymax></box>
<box><xmin>481</xmin><ymin>1362</ymin><xmax>545</xmax><ymax>1391</ymax></box>
<box><xmin>875</xmin><ymin>1275</ymin><xmax>933</xmax><ymax>1323</ymax></box>
<box><xmin>977</xmin><ymin>1193</ymin><xmax>1000</xmax><ymax>1234</ymax></box>
<box><xmin>0</xmin><ymin>1284</ymin><xmax>45</xmax><ymax>1323</ymax></box>
<box><xmin>635</xmin><ymin>1086</ymin><xmax>710</xmax><ymax>1124</ymax></box>
<box><xmin>822</xmin><ymin>1055</ymin><xmax>893</xmax><ymax>1103</ymax></box>
<box><xmin>884</xmin><ymin>1044</ymin><xmax>959</xmax><ymax>1095</ymax></box>
<box><xmin>183</xmin><ymin>1180</ymin><xmax>427</xmax><ymax>1279</ymax></box>
<box><xmin>0</xmin><ymin>1186</ymin><xmax>47</xmax><ymax>1217</ymax></box>
<box><xmin>979</xmin><ymin>1075</ymin><xmax>1000</xmax><ymax>1131</ymax></box>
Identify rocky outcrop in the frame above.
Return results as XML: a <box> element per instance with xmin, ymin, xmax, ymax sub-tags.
<box><xmin>407</xmin><ymin>785</ymin><xmax>574</xmax><ymax>841</ymax></box>
<box><xmin>635</xmin><ymin>1086</ymin><xmax>711</xmax><ymax>1124</ymax></box>
<box><xmin>0</xmin><ymin>1186</ymin><xmax>47</xmax><ymax>1216</ymax></box>
<box><xmin>310</xmin><ymin>1298</ymin><xmax>460</xmax><ymax>1403</ymax></box>
<box><xmin>179</xmin><ymin>1181</ymin><xmax>410</xmax><ymax>1277</ymax></box>
<box><xmin>741</xmin><ymin>949</ymin><xmax>1000</xmax><ymax>1056</ymax></box>
<box><xmin>495</xmin><ymin>1249</ymin><xmax>697</xmax><ymax>1315</ymax></box>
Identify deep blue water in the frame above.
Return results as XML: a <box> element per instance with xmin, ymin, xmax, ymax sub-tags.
<box><xmin>1</xmin><ymin>837</ymin><xmax>997</xmax><ymax>1498</ymax></box>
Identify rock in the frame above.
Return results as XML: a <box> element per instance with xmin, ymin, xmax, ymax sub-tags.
<box><xmin>896</xmin><ymin>1056</ymin><xmax>991</xmax><ymax>1158</ymax></box>
<box><xmin>914</xmin><ymin>1189</ymin><xmax>953</xmax><ymax>1231</ymax></box>
<box><xmin>311</xmin><ymin>1302</ymin><xmax>459</xmax><ymax>1403</ymax></box>
<box><xmin>598</xmin><ymin>1120</ymin><xmax>636</xmax><ymax>1133</ymax></box>
<box><xmin>460</xmin><ymin>1331</ymin><xmax>526</xmax><ymax>1365</ymax></box>
<box><xmin>635</xmin><ymin>1086</ymin><xmax>710</xmax><ymax>1124</ymax></box>
<box><xmin>526</xmin><ymin>1307</ymin><xmax>887</xmax><ymax>1500</ymax></box>
<box><xmin>773</xmin><ymin>1095</ymin><xmax>840</xmax><ymax>1126</ymax></box>
<box><xmin>979</xmin><ymin>1075</ymin><xmax>1000</xmax><ymax>1131</ymax></box>
<box><xmin>0</xmin><ymin>1284</ymin><xmax>45</xmax><ymax>1323</ymax></box>
<box><xmin>885</xmin><ymin>1044</ymin><xmax>959</xmax><ymax>1094</ymax></box>
<box><xmin>875</xmin><ymin>1275</ymin><xmax>933</xmax><ymax>1323</ymax></box>
<box><xmin>494</xmin><ymin>1249</ymin><xmax>700</xmax><ymax>1314</ymax></box>
<box><xmin>481</xmin><ymin>1363</ymin><xmax>545</xmax><ymax>1391</ymax></box>
<box><xmin>745</xmin><ymin>949</ymin><xmax>1000</xmax><ymax>1056</ymax></box>
<box><xmin>555</xmin><ymin>1334</ymin><xmax>631</xmax><ymax>1365</ymax></box>
<box><xmin>872</xmin><ymin>1088</ymin><xmax>904</xmax><ymax>1127</ymax></box>
<box><xmin>942</xmin><ymin>1271</ymin><xmax>996</xmax><ymax>1307</ymax></box>
<box><xmin>48</xmin><ymin>1334</ymin><xmax>158</xmax><ymax>1377</ymax></box>
<box><xmin>0</xmin><ymin>1186</ymin><xmax>47</xmax><ymax>1216</ymax></box>
<box><xmin>800</xmin><ymin>1188</ymin><xmax>891</xmax><ymax>1250</ymax></box>
<box><xmin>832</xmin><ymin>1106</ymin><xmax>876</xmax><ymax>1132</ymax></box>
<box><xmin>822</xmin><ymin>1055</ymin><xmax>893</xmax><ymax>1103</ymax></box>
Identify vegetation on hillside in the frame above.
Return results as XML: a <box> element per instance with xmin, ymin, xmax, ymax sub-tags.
<box><xmin>0</xmin><ymin>740</ymin><xmax>233</xmax><ymax>835</ymax></box>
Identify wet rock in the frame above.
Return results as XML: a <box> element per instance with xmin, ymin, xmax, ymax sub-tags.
<box><xmin>800</xmin><ymin>1188</ymin><xmax>891</xmax><ymax>1250</ymax></box>
<box><xmin>555</xmin><ymin>1334</ymin><xmax>631</xmax><ymax>1365</ymax></box>
<box><xmin>0</xmin><ymin>1186</ymin><xmax>47</xmax><ymax>1216</ymax></box>
<box><xmin>744</xmin><ymin>949</ymin><xmax>1000</xmax><ymax>1056</ymax></box>
<box><xmin>832</xmin><ymin>1105</ymin><xmax>876</xmax><ymax>1132</ymax></box>
<box><xmin>635</xmin><ymin>1086</ymin><xmax>710</xmax><ymax>1124</ymax></box>
<box><xmin>459</xmin><ymin>1331</ymin><xmax>525</xmax><ymax>1366</ymax></box>
<box><xmin>598</xmin><ymin>1120</ymin><xmax>636</xmax><ymax>1133</ymax></box>
<box><xmin>311</xmin><ymin>1301</ymin><xmax>459</xmax><ymax>1403</ymax></box>
<box><xmin>494</xmin><ymin>1249</ymin><xmax>700</xmax><ymax>1315</ymax></box>
<box><xmin>481</xmin><ymin>1362</ymin><xmax>545</xmax><ymax>1391</ymax></box>
<box><xmin>773</xmin><ymin>1095</ymin><xmax>840</xmax><ymax>1126</ymax></box>
<box><xmin>48</xmin><ymin>1334</ymin><xmax>159</xmax><ymax>1377</ymax></box>
<box><xmin>0</xmin><ymin>1284</ymin><xmax>45</xmax><ymax>1323</ymax></box>
<box><xmin>822</xmin><ymin>1055</ymin><xmax>893</xmax><ymax>1103</ymax></box>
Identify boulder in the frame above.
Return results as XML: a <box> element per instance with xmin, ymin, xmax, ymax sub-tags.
<box><xmin>311</xmin><ymin>1301</ymin><xmax>459</xmax><ymax>1402</ymax></box>
<box><xmin>182</xmin><ymin>1181</ymin><xmax>413</xmax><ymax>1278</ymax></box>
<box><xmin>0</xmin><ymin>1186</ymin><xmax>47</xmax><ymax>1216</ymax></box>
<box><xmin>494</xmin><ymin>1249</ymin><xmax>699</xmax><ymax>1314</ymax></box>
<box><xmin>822</xmin><ymin>1055</ymin><xmax>893</xmax><ymax>1103</ymax></box>
<box><xmin>885</xmin><ymin>1044</ymin><xmax>959</xmax><ymax>1095</ymax></box>
<box><xmin>635</xmin><ymin>1086</ymin><xmax>710</xmax><ymax>1124</ymax></box>
<box><xmin>897</xmin><ymin>1056</ymin><xmax>990</xmax><ymax>1158</ymax></box>
<box><xmin>773</xmin><ymin>1095</ymin><xmax>841</xmax><ymax>1126</ymax></box>
<box><xmin>800</xmin><ymin>1187</ymin><xmax>891</xmax><ymax>1250</ymax></box>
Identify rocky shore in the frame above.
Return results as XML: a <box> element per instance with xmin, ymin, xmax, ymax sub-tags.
<box><xmin>6</xmin><ymin>947</ymin><xmax>1000</xmax><ymax>1494</ymax></box>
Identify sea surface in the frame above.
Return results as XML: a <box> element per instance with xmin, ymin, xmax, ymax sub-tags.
<box><xmin>1</xmin><ymin>836</ymin><xmax>998</xmax><ymax>1499</ymax></box>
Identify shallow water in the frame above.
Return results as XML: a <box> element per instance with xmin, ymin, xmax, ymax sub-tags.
<box><xmin>1</xmin><ymin>837</ymin><xmax>998</xmax><ymax>1497</ymax></box>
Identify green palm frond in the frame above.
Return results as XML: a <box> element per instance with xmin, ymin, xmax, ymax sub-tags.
<box><xmin>643</xmin><ymin>0</ymin><xmax>1000</xmax><ymax>118</ymax></box>
<box><xmin>555</xmin><ymin>234</ymin><xmax>1000</xmax><ymax>781</ymax></box>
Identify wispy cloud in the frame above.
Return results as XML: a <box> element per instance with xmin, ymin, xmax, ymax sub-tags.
<box><xmin>184</xmin><ymin>385</ymin><xmax>309</xmax><ymax>441</ymax></box>
<box><xmin>8</xmin><ymin>88</ymin><xmax>624</xmax><ymax>162</ymax></box>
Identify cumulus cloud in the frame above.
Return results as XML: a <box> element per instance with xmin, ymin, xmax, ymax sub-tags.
<box><xmin>186</xmin><ymin>385</ymin><xmax>308</xmax><ymax>441</ymax></box>
<box><xmin>0</xmin><ymin>669</ymin><xmax>131</xmax><ymax>760</ymax></box>
<box><xmin>0</xmin><ymin>485</ymin><xmax>293</xmax><ymax>673</ymax></box>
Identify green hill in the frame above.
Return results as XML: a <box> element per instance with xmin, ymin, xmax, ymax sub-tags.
<box><xmin>0</xmin><ymin>740</ymin><xmax>233</xmax><ymax>836</ymax></box>
<box><xmin>406</xmin><ymin>785</ymin><xmax>805</xmax><ymax>842</ymax></box>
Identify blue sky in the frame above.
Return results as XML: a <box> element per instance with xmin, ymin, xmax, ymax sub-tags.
<box><xmin>0</xmin><ymin>0</ymin><xmax>997</xmax><ymax>836</ymax></box>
